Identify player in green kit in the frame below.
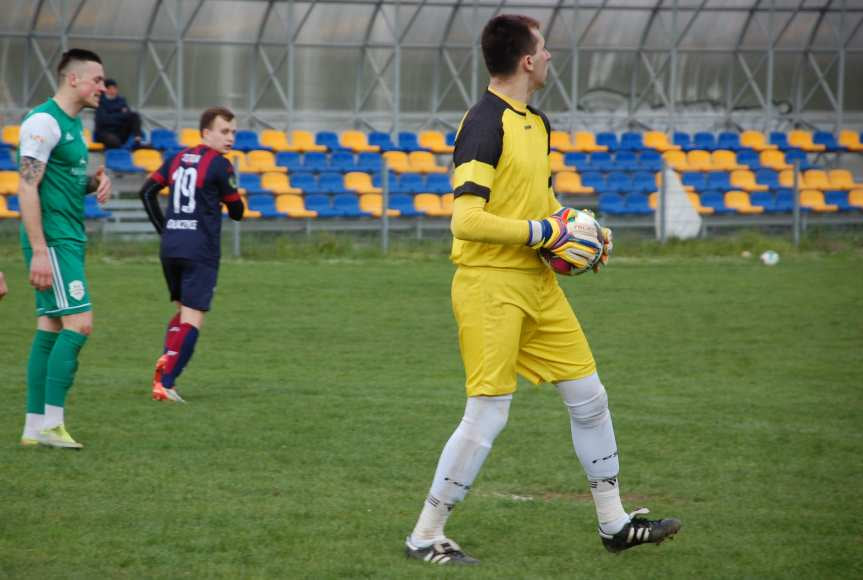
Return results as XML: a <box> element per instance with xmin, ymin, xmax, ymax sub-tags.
<box><xmin>17</xmin><ymin>49</ymin><xmax>111</xmax><ymax>449</ymax></box>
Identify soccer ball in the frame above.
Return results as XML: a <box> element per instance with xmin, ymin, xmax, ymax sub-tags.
<box><xmin>538</xmin><ymin>208</ymin><xmax>605</xmax><ymax>276</ymax></box>
<box><xmin>760</xmin><ymin>250</ymin><xmax>780</xmax><ymax>266</ymax></box>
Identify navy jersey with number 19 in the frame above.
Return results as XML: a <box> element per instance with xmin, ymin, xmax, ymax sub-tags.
<box><xmin>149</xmin><ymin>145</ymin><xmax>240</xmax><ymax>265</ymax></box>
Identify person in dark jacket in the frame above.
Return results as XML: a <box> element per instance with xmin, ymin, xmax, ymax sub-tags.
<box><xmin>94</xmin><ymin>79</ymin><xmax>142</xmax><ymax>149</ymax></box>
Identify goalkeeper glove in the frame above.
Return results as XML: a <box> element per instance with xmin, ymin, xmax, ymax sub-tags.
<box><xmin>592</xmin><ymin>226</ymin><xmax>613</xmax><ymax>273</ymax></box>
<box><xmin>528</xmin><ymin>209</ymin><xmax>602</xmax><ymax>271</ymax></box>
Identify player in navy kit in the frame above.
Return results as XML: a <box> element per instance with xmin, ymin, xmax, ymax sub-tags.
<box><xmin>139</xmin><ymin>107</ymin><xmax>244</xmax><ymax>402</ymax></box>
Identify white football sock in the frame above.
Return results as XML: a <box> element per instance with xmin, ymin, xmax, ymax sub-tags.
<box><xmin>43</xmin><ymin>405</ymin><xmax>64</xmax><ymax>430</ymax></box>
<box><xmin>23</xmin><ymin>413</ymin><xmax>44</xmax><ymax>439</ymax></box>
<box><xmin>410</xmin><ymin>395</ymin><xmax>511</xmax><ymax>547</ymax></box>
<box><xmin>557</xmin><ymin>374</ymin><xmax>628</xmax><ymax>533</ymax></box>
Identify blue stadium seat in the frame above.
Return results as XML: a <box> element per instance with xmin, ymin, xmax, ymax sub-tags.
<box><xmin>276</xmin><ymin>151</ymin><xmax>303</xmax><ymax>173</ymax></box>
<box><xmin>563</xmin><ymin>152</ymin><xmax>588</xmax><ymax>170</ymax></box>
<box><xmin>605</xmin><ymin>171</ymin><xmax>632</xmax><ymax>193</ymax></box>
<box><xmin>673</xmin><ymin>132</ymin><xmax>694</xmax><ymax>151</ymax></box>
<box><xmin>717</xmin><ymin>132</ymin><xmax>743</xmax><ymax>151</ymax></box>
<box><xmin>625</xmin><ymin>193</ymin><xmax>653</xmax><ymax>215</ymax></box>
<box><xmin>368</xmin><ymin>132</ymin><xmax>400</xmax><ymax>152</ymax></box>
<box><xmin>736</xmin><ymin>149</ymin><xmax>761</xmax><ymax>170</ymax></box>
<box><xmin>783</xmin><ymin>149</ymin><xmax>816</xmax><ymax>171</ymax></box>
<box><xmin>813</xmin><ymin>132</ymin><xmax>842</xmax><ymax>152</ymax></box>
<box><xmin>84</xmin><ymin>196</ymin><xmax>111</xmax><ymax>219</ymax></box>
<box><xmin>824</xmin><ymin>190</ymin><xmax>852</xmax><ymax>211</ymax></box>
<box><xmin>234</xmin><ymin>130</ymin><xmax>267</xmax><ymax>152</ymax></box>
<box><xmin>446</xmin><ymin>131</ymin><xmax>456</xmax><ymax>146</ymax></box>
<box><xmin>318</xmin><ymin>172</ymin><xmax>350</xmax><ymax>194</ymax></box>
<box><xmin>389</xmin><ymin>193</ymin><xmax>423</xmax><ymax>217</ymax></box>
<box><xmin>0</xmin><ymin>149</ymin><xmax>17</xmax><ymax>170</ymax></box>
<box><xmin>356</xmin><ymin>152</ymin><xmax>383</xmax><ymax>173</ymax></box>
<box><xmin>333</xmin><ymin>193</ymin><xmax>371</xmax><ymax>217</ymax></box>
<box><xmin>681</xmin><ymin>172</ymin><xmax>708</xmax><ymax>191</ymax></box>
<box><xmin>632</xmin><ymin>171</ymin><xmax>657</xmax><ymax>193</ymax></box>
<box><xmin>7</xmin><ymin>194</ymin><xmax>19</xmax><ymax>212</ymax></box>
<box><xmin>619</xmin><ymin>132</ymin><xmax>645</xmax><ymax>152</ymax></box>
<box><xmin>372</xmin><ymin>172</ymin><xmax>406</xmax><ymax>194</ymax></box>
<box><xmin>304</xmin><ymin>194</ymin><xmax>341</xmax><ymax>218</ymax></box>
<box><xmin>247</xmin><ymin>194</ymin><xmax>285</xmax><ymax>217</ymax></box>
<box><xmin>638</xmin><ymin>150</ymin><xmax>662</xmax><ymax>171</ymax></box>
<box><xmin>706</xmin><ymin>172</ymin><xmax>732</xmax><ymax>192</ymax></box>
<box><xmin>595</xmin><ymin>132</ymin><xmax>618</xmax><ymax>152</ymax></box>
<box><xmin>398</xmin><ymin>173</ymin><xmax>425</xmax><ymax>195</ymax></box>
<box><xmin>238</xmin><ymin>174</ymin><xmax>270</xmax><ymax>195</ymax></box>
<box><xmin>150</xmin><ymin>129</ymin><xmax>180</xmax><ymax>151</ymax></box>
<box><xmin>329</xmin><ymin>152</ymin><xmax>356</xmax><ymax>173</ymax></box>
<box><xmin>749</xmin><ymin>192</ymin><xmax>777</xmax><ymax>213</ymax></box>
<box><xmin>588</xmin><ymin>152</ymin><xmax>614</xmax><ymax>172</ymax></box>
<box><xmin>755</xmin><ymin>169</ymin><xmax>780</xmax><ymax>189</ymax></box>
<box><xmin>581</xmin><ymin>171</ymin><xmax>605</xmax><ymax>192</ymax></box>
<box><xmin>105</xmin><ymin>149</ymin><xmax>144</xmax><ymax>173</ymax></box>
<box><xmin>424</xmin><ymin>173</ymin><xmax>452</xmax><ymax>194</ymax></box>
<box><xmin>769</xmin><ymin>132</ymin><xmax>791</xmax><ymax>151</ymax></box>
<box><xmin>303</xmin><ymin>152</ymin><xmax>329</xmax><ymax>173</ymax></box>
<box><xmin>774</xmin><ymin>188</ymin><xmax>795</xmax><ymax>212</ymax></box>
<box><xmin>615</xmin><ymin>151</ymin><xmax>640</xmax><ymax>171</ymax></box>
<box><xmin>316</xmin><ymin>131</ymin><xmax>349</xmax><ymax>153</ymax></box>
<box><xmin>397</xmin><ymin>132</ymin><xmax>427</xmax><ymax>152</ymax></box>
<box><xmin>290</xmin><ymin>173</ymin><xmax>323</xmax><ymax>195</ymax></box>
<box><xmin>693</xmin><ymin>132</ymin><xmax>718</xmax><ymax>151</ymax></box>
<box><xmin>700</xmin><ymin>192</ymin><xmax>734</xmax><ymax>214</ymax></box>
<box><xmin>598</xmin><ymin>192</ymin><xmax>626</xmax><ymax>215</ymax></box>
<box><xmin>123</xmin><ymin>129</ymin><xmax>148</xmax><ymax>149</ymax></box>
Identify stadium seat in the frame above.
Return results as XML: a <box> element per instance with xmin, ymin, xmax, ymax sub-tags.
<box><xmin>706</xmin><ymin>172</ymin><xmax>732</xmax><ymax>192</ymax></box>
<box><xmin>179</xmin><ymin>128</ymin><xmax>202</xmax><ymax>149</ymax></box>
<box><xmin>359</xmin><ymin>193</ymin><xmax>399</xmax><ymax>217</ymax></box>
<box><xmin>247</xmin><ymin>150</ymin><xmax>287</xmax><ymax>173</ymax></box>
<box><xmin>619</xmin><ymin>132</ymin><xmax>645</xmax><ymax>152</ymax></box>
<box><xmin>740</xmin><ymin>130</ymin><xmax>776</xmax><ymax>151</ymax></box>
<box><xmin>848</xmin><ymin>189</ymin><xmax>863</xmax><ymax>210</ymax></box>
<box><xmin>699</xmin><ymin>191</ymin><xmax>734</xmax><ymax>214</ymax></box>
<box><xmin>693</xmin><ymin>132</ymin><xmax>718</xmax><ymax>151</ymax></box>
<box><xmin>687</xmin><ymin>191</ymin><xmax>715</xmax><ymax>215</ymax></box>
<box><xmin>132</xmin><ymin>149</ymin><xmax>162</xmax><ymax>173</ymax></box>
<box><xmin>749</xmin><ymin>191</ymin><xmax>777</xmax><ymax>213</ymax></box>
<box><xmin>760</xmin><ymin>150</ymin><xmax>792</xmax><ymax>171</ymax></box>
<box><xmin>316</xmin><ymin>131</ymin><xmax>348</xmax><ymax>153</ymax></box>
<box><xmin>247</xmin><ymin>194</ymin><xmax>285</xmax><ymax>218</ymax></box>
<box><xmin>408</xmin><ymin>151</ymin><xmax>447</xmax><ymax>174</ymax></box>
<box><xmin>0</xmin><ymin>149</ymin><xmax>16</xmax><ymax>171</ymax></box>
<box><xmin>598</xmin><ymin>193</ymin><xmax>626</xmax><ymax>215</ymax></box>
<box><xmin>824</xmin><ymin>190</ymin><xmax>853</xmax><ymax>211</ymax></box>
<box><xmin>638</xmin><ymin>150</ymin><xmax>663</xmax><ymax>171</ymax></box>
<box><xmin>730</xmin><ymin>169</ymin><xmax>769</xmax><ymax>192</ymax></box>
<box><xmin>84</xmin><ymin>196</ymin><xmax>111</xmax><ymax>219</ymax></box>
<box><xmin>724</xmin><ymin>190</ymin><xmax>764</xmax><ymax>214</ymax></box>
<box><xmin>398</xmin><ymin>132</ymin><xmax>427</xmax><ymax>152</ymax></box>
<box><xmin>329</xmin><ymin>151</ymin><xmax>356</xmax><ymax>173</ymax></box>
<box><xmin>625</xmin><ymin>193</ymin><xmax>653</xmax><ymax>215</ymax></box>
<box><xmin>681</xmin><ymin>172</ymin><xmax>708</xmax><ymax>191</ymax></box>
<box><xmin>424</xmin><ymin>173</ymin><xmax>452</xmax><ymax>195</ymax></box>
<box><xmin>260</xmin><ymin>129</ymin><xmax>297</xmax><ymax>152</ymax></box>
<box><xmin>554</xmin><ymin>171</ymin><xmax>594</xmax><ymax>195</ymax></box>
<box><xmin>778</xmin><ymin>169</ymin><xmax>799</xmax><ymax>189</ymax></box>
<box><xmin>783</xmin><ymin>149</ymin><xmax>816</xmax><ymax>171</ymax></box>
<box><xmin>224</xmin><ymin>195</ymin><xmax>260</xmax><ymax>219</ymax></box>
<box><xmin>717</xmin><ymin>132</ymin><xmax>744</xmax><ymax>151</ymax></box>
<box><xmin>686</xmin><ymin>150</ymin><xmax>713</xmax><ymax>172</ymax></box>
<box><xmin>788</xmin><ymin>130</ymin><xmax>825</xmax><ymax>153</ymax></box>
<box><xmin>643</xmin><ymin>131</ymin><xmax>679</xmax><ymax>152</ymax></box>
<box><xmin>800</xmin><ymin>189</ymin><xmax>838</xmax><ymax>212</ymax></box>
<box><xmin>0</xmin><ymin>194</ymin><xmax>19</xmax><ymax>218</ymax></box>
<box><xmin>261</xmin><ymin>172</ymin><xmax>302</xmax><ymax>195</ymax></box>
<box><xmin>662</xmin><ymin>151</ymin><xmax>689</xmax><ymax>172</ymax></box>
<box><xmin>632</xmin><ymin>171</ymin><xmax>657</xmax><ymax>193</ymax></box>
<box><xmin>549</xmin><ymin>151</ymin><xmax>573</xmax><ymax>173</ymax></box>
<box><xmin>755</xmin><ymin>169</ymin><xmax>780</xmax><ymax>189</ymax></box>
<box><xmin>595</xmin><ymin>132</ymin><xmax>618</xmax><ymax>152</ymax></box>
<box><xmin>356</xmin><ymin>152</ymin><xmax>383</xmax><ymax>173</ymax></box>
<box><xmin>398</xmin><ymin>173</ymin><xmax>425</xmax><ymax>194</ymax></box>
<box><xmin>769</xmin><ymin>132</ymin><xmax>792</xmax><ymax>150</ymax></box>
<box><xmin>418</xmin><ymin>130</ymin><xmax>454</xmax><ymax>154</ymax></box>
<box><xmin>340</xmin><ymin>130</ymin><xmax>380</xmax><ymax>153</ymax></box>
<box><xmin>290</xmin><ymin>130</ymin><xmax>327</xmax><ymax>153</ymax></box>
<box><xmin>773</xmin><ymin>188</ymin><xmax>795</xmax><ymax>212</ymax></box>
<box><xmin>588</xmin><ymin>152</ymin><xmax>614</xmax><ymax>172</ymax></box>
<box><xmin>318</xmin><ymin>172</ymin><xmax>351</xmax><ymax>194</ymax></box>
<box><xmin>445</xmin><ymin>132</ymin><xmax>456</xmax><ymax>147</ymax></box>
<box><xmin>2</xmin><ymin>125</ymin><xmax>20</xmax><ymax>148</ymax></box>
<box><xmin>563</xmin><ymin>152</ymin><xmax>589</xmax><ymax>170</ymax></box>
<box><xmin>333</xmin><ymin>193</ymin><xmax>372</xmax><ymax>217</ymax></box>
<box><xmin>344</xmin><ymin>171</ymin><xmax>381</xmax><ymax>195</ymax></box>
<box><xmin>389</xmin><ymin>193</ymin><xmax>423</xmax><ymax>216</ymax></box>
<box><xmin>382</xmin><ymin>151</ymin><xmax>411</xmax><ymax>173</ymax></box>
<box><xmin>234</xmin><ymin>130</ymin><xmax>266</xmax><ymax>152</ymax></box>
<box><xmin>440</xmin><ymin>193</ymin><xmax>454</xmax><ymax>214</ymax></box>
<box><xmin>813</xmin><ymin>131</ymin><xmax>843</xmax><ymax>152</ymax></box>
<box><xmin>290</xmin><ymin>173</ymin><xmax>323</xmax><ymax>195</ymax></box>
<box><xmin>303</xmin><ymin>152</ymin><xmax>329</xmax><ymax>173</ymax></box>
<box><xmin>580</xmin><ymin>171</ymin><xmax>605</xmax><ymax>192</ymax></box>
<box><xmin>150</xmin><ymin>128</ymin><xmax>180</xmax><ymax>151</ymax></box>
<box><xmin>372</xmin><ymin>172</ymin><xmax>406</xmax><ymax>194</ymax></box>
<box><xmin>6</xmin><ymin>194</ymin><xmax>19</xmax><ymax>212</ymax></box>
<box><xmin>605</xmin><ymin>171</ymin><xmax>633</xmax><ymax>194</ymax></box>
<box><xmin>736</xmin><ymin>149</ymin><xmax>761</xmax><ymax>170</ymax></box>
<box><xmin>414</xmin><ymin>193</ymin><xmax>450</xmax><ymax>216</ymax></box>
<box><xmin>238</xmin><ymin>174</ymin><xmax>270</xmax><ymax>195</ymax></box>
<box><xmin>82</xmin><ymin>128</ymin><xmax>103</xmax><ymax>151</ymax></box>
<box><xmin>275</xmin><ymin>194</ymin><xmax>317</xmax><ymax>218</ymax></box>
<box><xmin>672</xmin><ymin>132</ymin><xmax>694</xmax><ymax>151</ymax></box>
<box><xmin>304</xmin><ymin>194</ymin><xmax>342</xmax><ymax>217</ymax></box>
<box><xmin>105</xmin><ymin>149</ymin><xmax>144</xmax><ymax>173</ymax></box>
<box><xmin>647</xmin><ymin>192</ymin><xmax>657</xmax><ymax>210</ymax></box>
<box><xmin>550</xmin><ymin>130</ymin><xmax>579</xmax><ymax>153</ymax></box>
<box><xmin>226</xmin><ymin>151</ymin><xmax>254</xmax><ymax>173</ymax></box>
<box><xmin>573</xmin><ymin>131</ymin><xmax>607</xmax><ymax>153</ymax></box>
<box><xmin>275</xmin><ymin>152</ymin><xmax>303</xmax><ymax>173</ymax></box>
<box><xmin>711</xmin><ymin>150</ymin><xmax>741</xmax><ymax>171</ymax></box>
<box><xmin>828</xmin><ymin>169</ymin><xmax>863</xmax><ymax>190</ymax></box>
<box><xmin>803</xmin><ymin>169</ymin><xmax>831</xmax><ymax>190</ymax></box>
<box><xmin>368</xmin><ymin>132</ymin><xmax>400</xmax><ymax>152</ymax></box>
<box><xmin>838</xmin><ymin>130</ymin><xmax>863</xmax><ymax>152</ymax></box>
<box><xmin>615</xmin><ymin>151</ymin><xmax>640</xmax><ymax>171</ymax></box>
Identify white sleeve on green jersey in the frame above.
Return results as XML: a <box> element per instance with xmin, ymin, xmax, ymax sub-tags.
<box><xmin>19</xmin><ymin>112</ymin><xmax>61</xmax><ymax>163</ymax></box>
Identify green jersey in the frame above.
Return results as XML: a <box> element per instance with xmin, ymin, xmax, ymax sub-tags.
<box><xmin>18</xmin><ymin>99</ymin><xmax>90</xmax><ymax>248</ymax></box>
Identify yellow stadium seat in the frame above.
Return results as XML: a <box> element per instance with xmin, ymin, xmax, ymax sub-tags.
<box><xmin>414</xmin><ymin>193</ymin><xmax>449</xmax><ymax>217</ymax></box>
<box><xmin>760</xmin><ymin>150</ymin><xmax>791</xmax><ymax>171</ymax></box>
<box><xmin>0</xmin><ymin>171</ymin><xmax>20</xmax><ymax>194</ymax></box>
<box><xmin>179</xmin><ymin>128</ymin><xmax>201</xmax><ymax>148</ymax></box>
<box><xmin>359</xmin><ymin>193</ymin><xmax>399</xmax><ymax>217</ymax></box>
<box><xmin>549</xmin><ymin>152</ymin><xmax>573</xmax><ymax>173</ymax></box>
<box><xmin>686</xmin><ymin>150</ymin><xmax>713</xmax><ymax>172</ymax></box>
<box><xmin>418</xmin><ymin>130</ymin><xmax>454</xmax><ymax>154</ymax></box>
<box><xmin>275</xmin><ymin>194</ymin><xmax>317</xmax><ymax>218</ymax></box>
<box><xmin>740</xmin><ymin>130</ymin><xmax>777</xmax><ymax>151</ymax></box>
<box><xmin>262</xmin><ymin>172</ymin><xmax>301</xmax><ymax>195</ymax></box>
<box><xmin>711</xmin><ymin>150</ymin><xmax>741</xmax><ymax>171</ymax></box>
<box><xmin>345</xmin><ymin>172</ymin><xmax>381</xmax><ymax>195</ymax></box>
<box><xmin>132</xmin><ymin>149</ymin><xmax>163</xmax><ymax>173</ymax></box>
<box><xmin>648</xmin><ymin>192</ymin><xmax>658</xmax><ymax>209</ymax></box>
<box><xmin>2</xmin><ymin>125</ymin><xmax>20</xmax><ymax>147</ymax></box>
<box><xmin>573</xmin><ymin>131</ymin><xmax>607</xmax><ymax>153</ymax></box>
<box><xmin>550</xmin><ymin>130</ymin><xmax>579</xmax><ymax>153</ymax></box>
<box><xmin>725</xmin><ymin>190</ymin><xmax>764</xmax><ymax>214</ymax></box>
<box><xmin>440</xmin><ymin>193</ymin><xmax>454</xmax><ymax>214</ymax></box>
<box><xmin>340</xmin><ymin>130</ymin><xmax>380</xmax><ymax>153</ymax></box>
<box><xmin>849</xmin><ymin>189</ymin><xmax>863</xmax><ymax>210</ymax></box>
<box><xmin>687</xmin><ymin>191</ymin><xmax>715</xmax><ymax>215</ymax></box>
<box><xmin>803</xmin><ymin>169</ymin><xmax>831</xmax><ymax>190</ymax></box>
<box><xmin>260</xmin><ymin>129</ymin><xmax>298</xmax><ymax>152</ymax></box>
<box><xmin>730</xmin><ymin>169</ymin><xmax>768</xmax><ymax>192</ymax></box>
<box><xmin>828</xmin><ymin>169</ymin><xmax>863</xmax><ymax>190</ymax></box>
<box><xmin>408</xmin><ymin>151</ymin><xmax>448</xmax><ymax>174</ymax></box>
<box><xmin>800</xmin><ymin>189</ymin><xmax>838</xmax><ymax>212</ymax></box>
<box><xmin>0</xmin><ymin>194</ymin><xmax>19</xmax><ymax>218</ymax></box>
<box><xmin>662</xmin><ymin>151</ymin><xmax>689</xmax><ymax>172</ymax></box>
<box><xmin>778</xmin><ymin>169</ymin><xmax>799</xmax><ymax>189</ymax></box>
<box><xmin>788</xmin><ymin>130</ymin><xmax>825</xmax><ymax>153</ymax></box>
<box><xmin>83</xmin><ymin>128</ymin><xmax>103</xmax><ymax>151</ymax></box>
<box><xmin>554</xmin><ymin>171</ymin><xmax>594</xmax><ymax>195</ymax></box>
<box><xmin>838</xmin><ymin>130</ymin><xmax>863</xmax><ymax>152</ymax></box>
<box><xmin>382</xmin><ymin>151</ymin><xmax>411</xmax><ymax>173</ymax></box>
<box><xmin>290</xmin><ymin>130</ymin><xmax>327</xmax><ymax>153</ymax></box>
<box><xmin>644</xmin><ymin>131</ymin><xmax>680</xmax><ymax>152</ymax></box>
<box><xmin>247</xmin><ymin>150</ymin><xmax>286</xmax><ymax>173</ymax></box>
<box><xmin>225</xmin><ymin>151</ymin><xmax>253</xmax><ymax>173</ymax></box>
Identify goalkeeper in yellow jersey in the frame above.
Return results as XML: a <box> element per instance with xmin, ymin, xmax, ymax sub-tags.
<box><xmin>404</xmin><ymin>15</ymin><xmax>680</xmax><ymax>565</ymax></box>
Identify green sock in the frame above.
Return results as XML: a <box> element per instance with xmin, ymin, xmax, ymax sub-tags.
<box><xmin>26</xmin><ymin>330</ymin><xmax>59</xmax><ymax>414</ymax></box>
<box><xmin>45</xmin><ymin>329</ymin><xmax>89</xmax><ymax>408</ymax></box>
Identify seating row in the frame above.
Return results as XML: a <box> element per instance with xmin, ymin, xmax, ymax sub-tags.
<box><xmin>0</xmin><ymin>195</ymin><xmax>109</xmax><ymax>219</ymax></box>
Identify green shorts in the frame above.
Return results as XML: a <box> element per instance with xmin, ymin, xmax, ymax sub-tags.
<box><xmin>23</xmin><ymin>243</ymin><xmax>91</xmax><ymax>318</ymax></box>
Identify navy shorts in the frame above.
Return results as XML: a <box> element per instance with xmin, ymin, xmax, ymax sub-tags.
<box><xmin>161</xmin><ymin>257</ymin><xmax>218</xmax><ymax>311</ymax></box>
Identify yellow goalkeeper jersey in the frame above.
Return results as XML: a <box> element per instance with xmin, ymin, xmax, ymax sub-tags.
<box><xmin>450</xmin><ymin>88</ymin><xmax>559</xmax><ymax>270</ymax></box>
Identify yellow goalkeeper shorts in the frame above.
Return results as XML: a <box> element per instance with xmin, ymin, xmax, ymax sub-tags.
<box><xmin>451</xmin><ymin>266</ymin><xmax>597</xmax><ymax>397</ymax></box>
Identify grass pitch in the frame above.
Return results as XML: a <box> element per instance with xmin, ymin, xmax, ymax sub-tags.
<box><xmin>0</xmin><ymin>247</ymin><xmax>861</xmax><ymax>578</ymax></box>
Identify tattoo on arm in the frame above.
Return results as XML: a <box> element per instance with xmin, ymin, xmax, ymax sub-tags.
<box><xmin>87</xmin><ymin>176</ymin><xmax>99</xmax><ymax>193</ymax></box>
<box><xmin>19</xmin><ymin>156</ymin><xmax>46</xmax><ymax>186</ymax></box>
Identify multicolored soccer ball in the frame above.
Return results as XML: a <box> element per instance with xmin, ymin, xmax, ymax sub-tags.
<box><xmin>538</xmin><ymin>208</ymin><xmax>605</xmax><ymax>276</ymax></box>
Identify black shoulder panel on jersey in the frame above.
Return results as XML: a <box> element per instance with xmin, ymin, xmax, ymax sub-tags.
<box><xmin>453</xmin><ymin>91</ymin><xmax>507</xmax><ymax>168</ymax></box>
<box><xmin>528</xmin><ymin>105</ymin><xmax>552</xmax><ymax>155</ymax></box>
